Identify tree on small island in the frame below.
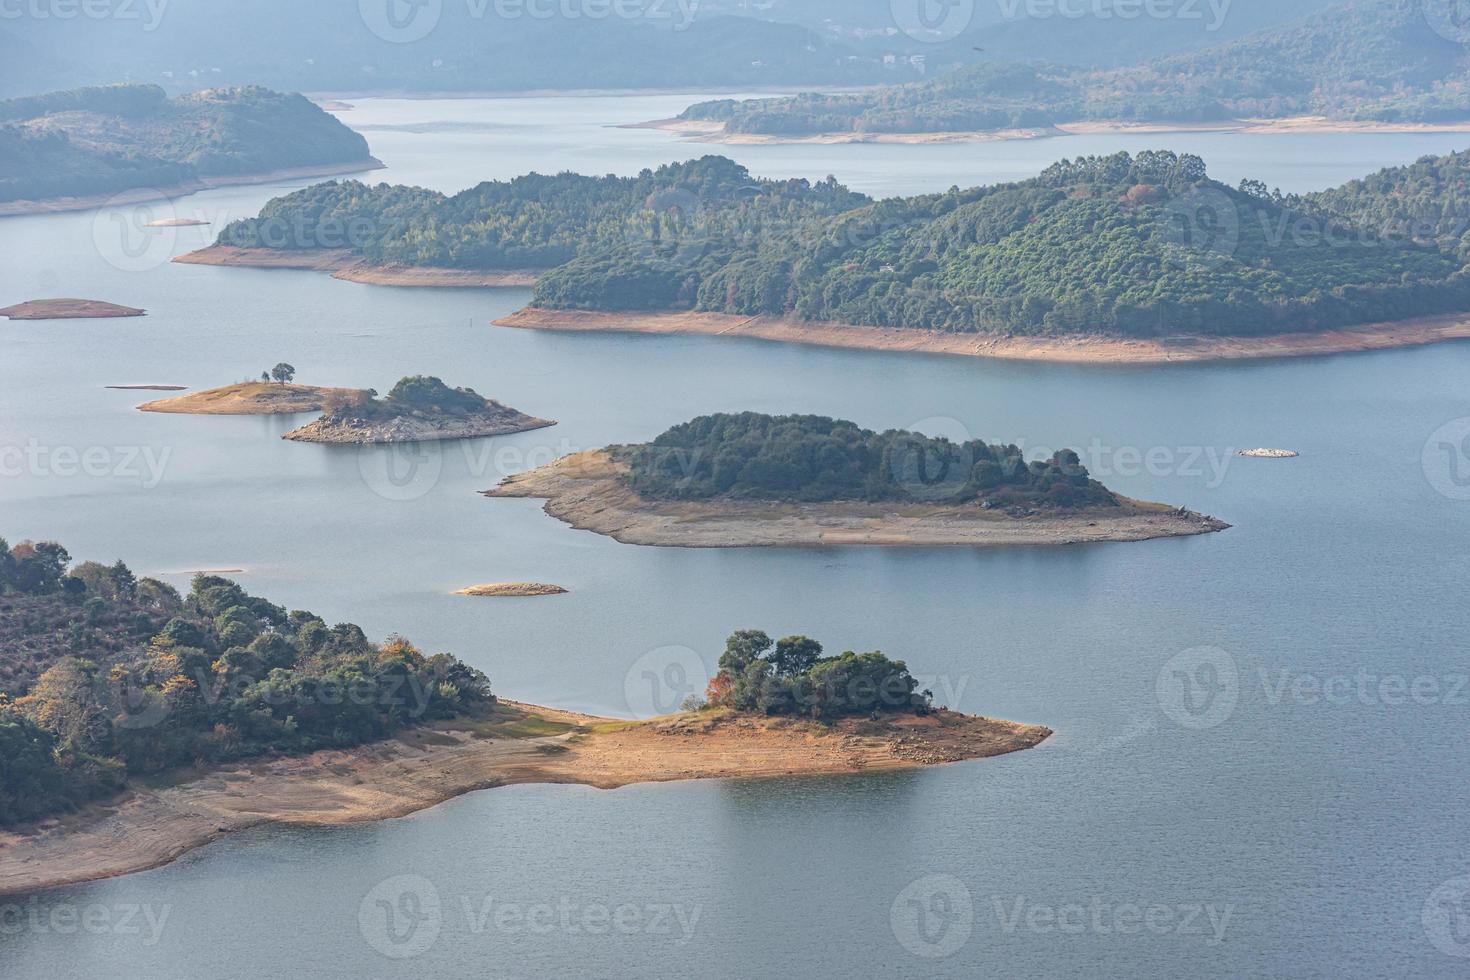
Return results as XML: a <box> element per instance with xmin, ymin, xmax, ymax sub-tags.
<box><xmin>320</xmin><ymin>376</ymin><xmax>490</xmax><ymax>420</ymax></box>
<box><xmin>269</xmin><ymin>363</ymin><xmax>296</xmax><ymax>385</ymax></box>
<box><xmin>694</xmin><ymin>629</ymin><xmax>933</xmax><ymax>719</ymax></box>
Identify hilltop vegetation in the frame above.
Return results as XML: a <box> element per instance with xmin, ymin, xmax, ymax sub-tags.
<box><xmin>217</xmin><ymin>157</ymin><xmax>868</xmax><ymax>273</ymax></box>
<box><xmin>0</xmin><ymin>536</ymin><xmax>493</xmax><ymax>827</ymax></box>
<box><xmin>623</xmin><ymin>413</ymin><xmax>1119</xmax><ymax>509</ymax></box>
<box><xmin>1299</xmin><ymin>148</ymin><xmax>1470</xmax><ymax>258</ymax></box>
<box><xmin>680</xmin><ymin>0</ymin><xmax>1470</xmax><ymax>135</ymax></box>
<box><xmin>535</xmin><ymin>150</ymin><xmax>1470</xmax><ymax>338</ymax></box>
<box><xmin>220</xmin><ymin>149</ymin><xmax>1470</xmax><ymax>338</ymax></box>
<box><xmin>0</xmin><ymin>84</ymin><xmax>374</xmax><ymax>204</ymax></box>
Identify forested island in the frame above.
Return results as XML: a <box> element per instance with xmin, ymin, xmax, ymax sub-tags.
<box><xmin>0</xmin><ymin>537</ymin><xmax>1047</xmax><ymax>896</ymax></box>
<box><xmin>0</xmin><ymin>84</ymin><xmax>380</xmax><ymax>213</ymax></box>
<box><xmin>282</xmin><ymin>375</ymin><xmax>554</xmax><ymax>444</ymax></box>
<box><xmin>488</xmin><ymin>412</ymin><xmax>1226</xmax><ymax>547</ymax></box>
<box><xmin>673</xmin><ymin>0</ymin><xmax>1470</xmax><ymax>139</ymax></box>
<box><xmin>194</xmin><ymin>149</ymin><xmax>1470</xmax><ymax>358</ymax></box>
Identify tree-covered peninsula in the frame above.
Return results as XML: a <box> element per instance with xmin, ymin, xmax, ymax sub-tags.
<box><xmin>0</xmin><ymin>536</ymin><xmax>493</xmax><ymax>827</ymax></box>
<box><xmin>677</xmin><ymin>0</ymin><xmax>1470</xmax><ymax>137</ymax></box>
<box><xmin>0</xmin><ymin>84</ymin><xmax>377</xmax><ymax>206</ymax></box>
<box><xmin>208</xmin><ymin>148</ymin><xmax>1470</xmax><ymax>342</ymax></box>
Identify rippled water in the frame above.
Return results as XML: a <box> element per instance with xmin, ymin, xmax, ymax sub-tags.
<box><xmin>2</xmin><ymin>94</ymin><xmax>1469</xmax><ymax>979</ymax></box>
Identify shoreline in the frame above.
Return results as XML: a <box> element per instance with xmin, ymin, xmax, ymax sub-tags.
<box><xmin>0</xmin><ymin>701</ymin><xmax>1048</xmax><ymax>898</ymax></box>
<box><xmin>486</xmin><ymin>449</ymin><xmax>1227</xmax><ymax>549</ymax></box>
<box><xmin>494</xmin><ymin>307</ymin><xmax>1470</xmax><ymax>365</ymax></box>
<box><xmin>0</xmin><ymin>159</ymin><xmax>386</xmax><ymax>219</ymax></box>
<box><xmin>174</xmin><ymin>245</ymin><xmax>543</xmax><ymax>288</ymax></box>
<box><xmin>1</xmin><ymin>299</ymin><xmax>146</xmax><ymax>320</ymax></box>
<box><xmin>633</xmin><ymin>114</ymin><xmax>1470</xmax><ymax>145</ymax></box>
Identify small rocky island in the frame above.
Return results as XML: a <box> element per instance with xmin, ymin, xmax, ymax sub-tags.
<box><xmin>1</xmin><ymin>299</ymin><xmax>145</xmax><ymax>320</ymax></box>
<box><xmin>284</xmin><ymin>375</ymin><xmax>554</xmax><ymax>444</ymax></box>
<box><xmin>488</xmin><ymin>412</ymin><xmax>1228</xmax><ymax>548</ymax></box>
<box><xmin>455</xmin><ymin>583</ymin><xmax>568</xmax><ymax>597</ymax></box>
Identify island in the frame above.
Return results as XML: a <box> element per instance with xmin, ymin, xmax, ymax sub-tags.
<box><xmin>455</xmin><ymin>583</ymin><xmax>568</xmax><ymax>598</ymax></box>
<box><xmin>0</xmin><ymin>537</ymin><xmax>1047</xmax><ymax>897</ymax></box>
<box><xmin>0</xmin><ymin>299</ymin><xmax>145</xmax><ymax>320</ymax></box>
<box><xmin>487</xmin><ymin>413</ymin><xmax>1227</xmax><ymax>548</ymax></box>
<box><xmin>666</xmin><ymin>0</ymin><xmax>1470</xmax><ymax>143</ymax></box>
<box><xmin>137</xmin><ymin>381</ymin><xmax>363</xmax><ymax>416</ymax></box>
<box><xmin>282</xmin><ymin>375</ymin><xmax>554</xmax><ymax>444</ymax></box>
<box><xmin>0</xmin><ymin>84</ymin><xmax>382</xmax><ymax>216</ymax></box>
<box><xmin>195</xmin><ymin>149</ymin><xmax>1470</xmax><ymax>363</ymax></box>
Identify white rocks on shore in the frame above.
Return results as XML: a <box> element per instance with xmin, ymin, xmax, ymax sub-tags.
<box><xmin>1238</xmin><ymin>448</ymin><xmax>1300</xmax><ymax>459</ymax></box>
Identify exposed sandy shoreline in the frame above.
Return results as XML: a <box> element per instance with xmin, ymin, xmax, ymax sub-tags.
<box><xmin>137</xmin><ymin>382</ymin><xmax>365</xmax><ymax>415</ymax></box>
<box><xmin>0</xmin><ymin>159</ymin><xmax>386</xmax><ymax>218</ymax></box>
<box><xmin>1</xmin><ymin>299</ymin><xmax>145</xmax><ymax>320</ymax></box>
<box><xmin>0</xmin><ymin>701</ymin><xmax>1048</xmax><ymax>898</ymax></box>
<box><xmin>174</xmin><ymin>245</ymin><xmax>543</xmax><ymax>288</ymax></box>
<box><xmin>495</xmin><ymin>307</ymin><xmax>1470</xmax><ymax>365</ymax></box>
<box><xmin>486</xmin><ymin>449</ymin><xmax>1226</xmax><ymax>549</ymax></box>
<box><xmin>636</xmin><ymin>114</ymin><xmax>1470</xmax><ymax>145</ymax></box>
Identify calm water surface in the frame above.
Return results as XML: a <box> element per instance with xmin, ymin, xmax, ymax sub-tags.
<box><xmin>1</xmin><ymin>94</ymin><xmax>1468</xmax><ymax>978</ymax></box>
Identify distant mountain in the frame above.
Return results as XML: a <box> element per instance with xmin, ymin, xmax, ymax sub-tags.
<box><xmin>680</xmin><ymin>0</ymin><xmax>1470</xmax><ymax>135</ymax></box>
<box><xmin>0</xmin><ymin>84</ymin><xmax>376</xmax><ymax>207</ymax></box>
<box><xmin>0</xmin><ymin>0</ymin><xmax>1344</xmax><ymax>98</ymax></box>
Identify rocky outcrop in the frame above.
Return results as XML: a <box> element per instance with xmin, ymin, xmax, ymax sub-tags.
<box><xmin>284</xmin><ymin>403</ymin><xmax>554</xmax><ymax>444</ymax></box>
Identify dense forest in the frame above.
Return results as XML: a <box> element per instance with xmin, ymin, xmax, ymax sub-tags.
<box><xmin>1300</xmin><ymin>148</ymin><xmax>1470</xmax><ymax>259</ymax></box>
<box><xmin>0</xmin><ymin>84</ymin><xmax>374</xmax><ymax>204</ymax></box>
<box><xmin>0</xmin><ymin>536</ymin><xmax>493</xmax><ymax>827</ymax></box>
<box><xmin>535</xmin><ymin>150</ymin><xmax>1470</xmax><ymax>338</ymax></box>
<box><xmin>228</xmin><ymin>149</ymin><xmax>1470</xmax><ymax>338</ymax></box>
<box><xmin>699</xmin><ymin>629</ymin><xmax>932</xmax><ymax>719</ymax></box>
<box><xmin>622</xmin><ymin>413</ymin><xmax>1119</xmax><ymax>509</ymax></box>
<box><xmin>679</xmin><ymin>0</ymin><xmax>1470</xmax><ymax>135</ymax></box>
<box><xmin>217</xmin><ymin>156</ymin><xmax>869</xmax><ymax>272</ymax></box>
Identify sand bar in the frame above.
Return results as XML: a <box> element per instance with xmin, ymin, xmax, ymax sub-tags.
<box><xmin>0</xmin><ymin>701</ymin><xmax>1049</xmax><ymax>897</ymax></box>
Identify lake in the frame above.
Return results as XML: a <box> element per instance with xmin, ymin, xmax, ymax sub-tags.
<box><xmin>2</xmin><ymin>93</ymin><xmax>1468</xmax><ymax>979</ymax></box>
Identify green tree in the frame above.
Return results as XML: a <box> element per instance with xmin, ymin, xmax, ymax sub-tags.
<box><xmin>270</xmin><ymin>363</ymin><xmax>296</xmax><ymax>385</ymax></box>
<box><xmin>770</xmin><ymin>636</ymin><xmax>823</xmax><ymax>677</ymax></box>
